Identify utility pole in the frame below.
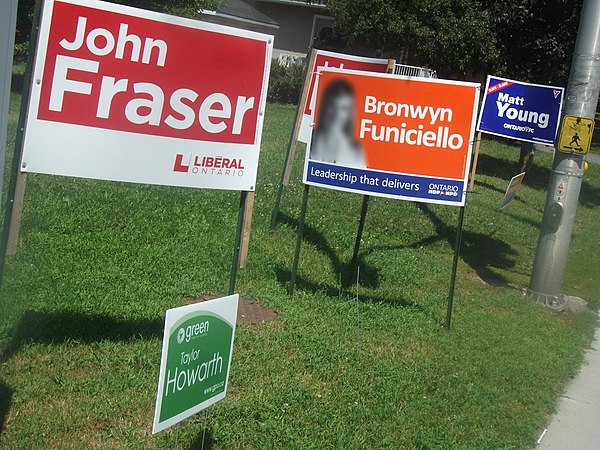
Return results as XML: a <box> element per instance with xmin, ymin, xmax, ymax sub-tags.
<box><xmin>0</xmin><ymin>0</ymin><xmax>19</xmax><ymax>207</ymax></box>
<box><xmin>529</xmin><ymin>0</ymin><xmax>600</xmax><ymax>310</ymax></box>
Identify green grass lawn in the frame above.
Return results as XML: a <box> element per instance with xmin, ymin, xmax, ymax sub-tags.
<box><xmin>0</xmin><ymin>82</ymin><xmax>599</xmax><ymax>447</ymax></box>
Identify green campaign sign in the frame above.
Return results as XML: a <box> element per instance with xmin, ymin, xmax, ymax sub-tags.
<box><xmin>153</xmin><ymin>294</ymin><xmax>239</xmax><ymax>434</ymax></box>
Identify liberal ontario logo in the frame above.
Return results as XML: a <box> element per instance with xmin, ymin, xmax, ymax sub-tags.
<box><xmin>173</xmin><ymin>154</ymin><xmax>245</xmax><ymax>177</ymax></box>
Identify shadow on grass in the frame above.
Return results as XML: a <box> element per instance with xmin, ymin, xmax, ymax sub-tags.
<box><xmin>275</xmin><ymin>212</ymin><xmax>380</xmax><ymax>289</ymax></box>
<box><xmin>477</xmin><ymin>153</ymin><xmax>551</xmax><ymax>191</ymax></box>
<box><xmin>346</xmin><ymin>203</ymin><xmax>519</xmax><ymax>284</ymax></box>
<box><xmin>477</xmin><ymin>152</ymin><xmax>600</xmax><ymax>208</ymax></box>
<box><xmin>276</xmin><ymin>266</ymin><xmax>447</xmax><ymax>326</ymax></box>
<box><xmin>0</xmin><ymin>380</ymin><xmax>13</xmax><ymax>436</ymax></box>
<box><xmin>414</xmin><ymin>204</ymin><xmax>518</xmax><ymax>284</ymax></box>
<box><xmin>0</xmin><ymin>310</ymin><xmax>163</xmax><ymax>363</ymax></box>
<box><xmin>579</xmin><ymin>181</ymin><xmax>600</xmax><ymax>208</ymax></box>
<box><xmin>275</xmin><ymin>201</ymin><xmax>518</xmax><ymax>299</ymax></box>
<box><xmin>11</xmin><ymin>72</ymin><xmax>24</xmax><ymax>93</ymax></box>
<box><xmin>186</xmin><ymin>429</ymin><xmax>213</xmax><ymax>449</ymax></box>
<box><xmin>276</xmin><ymin>267</ymin><xmax>421</xmax><ymax>310</ymax></box>
<box><xmin>504</xmin><ymin>211</ymin><xmax>542</xmax><ymax>229</ymax></box>
<box><xmin>475</xmin><ymin>180</ymin><xmax>512</xmax><ymax>196</ymax></box>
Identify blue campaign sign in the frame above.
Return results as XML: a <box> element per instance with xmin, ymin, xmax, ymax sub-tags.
<box><xmin>477</xmin><ymin>76</ymin><xmax>564</xmax><ymax>145</ymax></box>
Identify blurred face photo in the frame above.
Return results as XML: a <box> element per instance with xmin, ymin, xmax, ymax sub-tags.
<box><xmin>309</xmin><ymin>78</ymin><xmax>366</xmax><ymax>168</ymax></box>
<box><xmin>321</xmin><ymin>91</ymin><xmax>354</xmax><ymax>131</ymax></box>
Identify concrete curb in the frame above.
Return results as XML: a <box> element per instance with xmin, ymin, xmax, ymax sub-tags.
<box><xmin>536</xmin><ymin>322</ymin><xmax>600</xmax><ymax>449</ymax></box>
<box><xmin>533</xmin><ymin>143</ymin><xmax>600</xmax><ymax>165</ymax></box>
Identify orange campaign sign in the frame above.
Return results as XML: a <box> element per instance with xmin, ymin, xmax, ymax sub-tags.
<box><xmin>303</xmin><ymin>68</ymin><xmax>480</xmax><ymax>206</ymax></box>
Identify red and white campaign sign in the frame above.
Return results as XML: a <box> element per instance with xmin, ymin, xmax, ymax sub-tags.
<box><xmin>298</xmin><ymin>50</ymin><xmax>389</xmax><ymax>143</ymax></box>
<box><xmin>22</xmin><ymin>0</ymin><xmax>273</xmax><ymax>191</ymax></box>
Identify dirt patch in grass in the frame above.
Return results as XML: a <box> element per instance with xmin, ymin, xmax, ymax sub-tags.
<box><xmin>186</xmin><ymin>295</ymin><xmax>279</xmax><ymax>326</ymax></box>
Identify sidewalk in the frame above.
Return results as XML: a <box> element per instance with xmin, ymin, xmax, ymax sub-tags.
<box><xmin>537</xmin><ymin>323</ymin><xmax>600</xmax><ymax>449</ymax></box>
<box><xmin>532</xmin><ymin>143</ymin><xmax>600</xmax><ymax>165</ymax></box>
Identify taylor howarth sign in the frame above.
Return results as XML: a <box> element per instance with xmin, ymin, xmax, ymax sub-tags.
<box><xmin>477</xmin><ymin>75</ymin><xmax>563</xmax><ymax>145</ymax></box>
<box><xmin>22</xmin><ymin>0</ymin><xmax>272</xmax><ymax>191</ymax></box>
<box><xmin>153</xmin><ymin>294</ymin><xmax>239</xmax><ymax>434</ymax></box>
<box><xmin>303</xmin><ymin>68</ymin><xmax>480</xmax><ymax>206</ymax></box>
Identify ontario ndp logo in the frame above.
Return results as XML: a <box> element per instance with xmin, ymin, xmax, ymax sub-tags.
<box><xmin>173</xmin><ymin>153</ymin><xmax>245</xmax><ymax>177</ymax></box>
<box><xmin>427</xmin><ymin>183</ymin><xmax>460</xmax><ymax>197</ymax></box>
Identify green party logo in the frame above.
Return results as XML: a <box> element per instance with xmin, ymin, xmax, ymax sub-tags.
<box><xmin>177</xmin><ymin>328</ymin><xmax>185</xmax><ymax>344</ymax></box>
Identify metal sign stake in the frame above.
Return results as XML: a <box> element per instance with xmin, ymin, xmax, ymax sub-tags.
<box><xmin>349</xmin><ymin>195</ymin><xmax>370</xmax><ymax>280</ymax></box>
<box><xmin>289</xmin><ymin>184</ymin><xmax>310</xmax><ymax>295</ymax></box>
<box><xmin>445</xmin><ymin>204</ymin><xmax>466</xmax><ymax>330</ymax></box>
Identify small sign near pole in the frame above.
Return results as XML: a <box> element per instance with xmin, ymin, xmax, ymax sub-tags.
<box><xmin>153</xmin><ymin>294</ymin><xmax>239</xmax><ymax>434</ymax></box>
<box><xmin>556</xmin><ymin>115</ymin><xmax>595</xmax><ymax>155</ymax></box>
<box><xmin>499</xmin><ymin>172</ymin><xmax>526</xmax><ymax>209</ymax></box>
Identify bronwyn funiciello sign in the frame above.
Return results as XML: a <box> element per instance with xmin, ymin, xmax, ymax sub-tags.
<box><xmin>153</xmin><ymin>294</ymin><xmax>239</xmax><ymax>434</ymax></box>
<box><xmin>22</xmin><ymin>0</ymin><xmax>273</xmax><ymax>191</ymax></box>
<box><xmin>477</xmin><ymin>75</ymin><xmax>564</xmax><ymax>145</ymax></box>
<box><xmin>303</xmin><ymin>68</ymin><xmax>480</xmax><ymax>206</ymax></box>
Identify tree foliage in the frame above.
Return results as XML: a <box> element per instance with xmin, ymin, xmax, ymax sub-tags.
<box><xmin>327</xmin><ymin>0</ymin><xmax>499</xmax><ymax>78</ymax></box>
<box><xmin>14</xmin><ymin>0</ymin><xmax>583</xmax><ymax>85</ymax></box>
<box><xmin>15</xmin><ymin>0</ymin><xmax>216</xmax><ymax>45</ymax></box>
<box><xmin>327</xmin><ymin>0</ymin><xmax>583</xmax><ymax>84</ymax></box>
<box><xmin>485</xmin><ymin>0</ymin><xmax>582</xmax><ymax>85</ymax></box>
<box><xmin>109</xmin><ymin>0</ymin><xmax>216</xmax><ymax>17</ymax></box>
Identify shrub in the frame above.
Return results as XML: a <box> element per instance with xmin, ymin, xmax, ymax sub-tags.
<box><xmin>13</xmin><ymin>42</ymin><xmax>29</xmax><ymax>60</ymax></box>
<box><xmin>267</xmin><ymin>60</ymin><xmax>305</xmax><ymax>104</ymax></box>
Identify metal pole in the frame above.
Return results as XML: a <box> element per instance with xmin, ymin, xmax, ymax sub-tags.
<box><xmin>446</xmin><ymin>205</ymin><xmax>466</xmax><ymax>330</ymax></box>
<box><xmin>270</xmin><ymin>107</ymin><xmax>301</xmax><ymax>229</ymax></box>
<box><xmin>528</xmin><ymin>0</ymin><xmax>600</xmax><ymax>310</ymax></box>
<box><xmin>468</xmin><ymin>132</ymin><xmax>482</xmax><ymax>191</ymax></box>
<box><xmin>271</xmin><ymin>50</ymin><xmax>316</xmax><ymax>229</ymax></box>
<box><xmin>0</xmin><ymin>0</ymin><xmax>43</xmax><ymax>287</ymax></box>
<box><xmin>0</xmin><ymin>0</ymin><xmax>19</xmax><ymax>207</ymax></box>
<box><xmin>229</xmin><ymin>191</ymin><xmax>248</xmax><ymax>295</ymax></box>
<box><xmin>349</xmin><ymin>195</ymin><xmax>370</xmax><ymax>279</ymax></box>
<box><xmin>200</xmin><ymin>408</ymin><xmax>209</xmax><ymax>450</ymax></box>
<box><xmin>289</xmin><ymin>184</ymin><xmax>310</xmax><ymax>295</ymax></box>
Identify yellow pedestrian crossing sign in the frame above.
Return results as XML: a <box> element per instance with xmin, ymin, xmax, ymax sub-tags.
<box><xmin>557</xmin><ymin>115</ymin><xmax>594</xmax><ymax>155</ymax></box>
